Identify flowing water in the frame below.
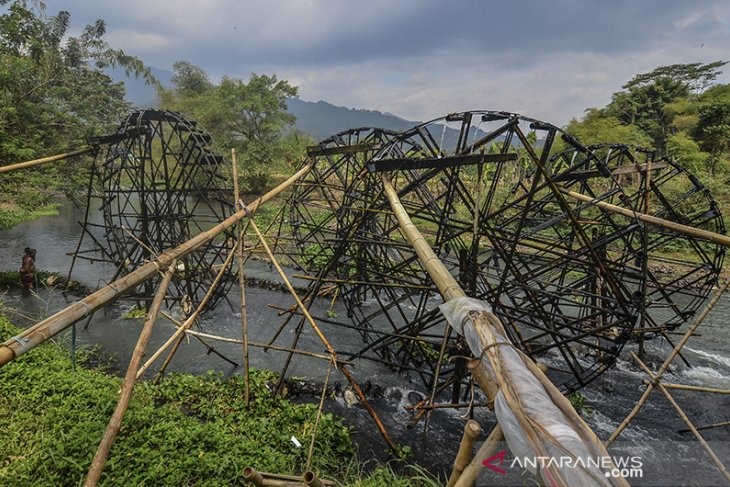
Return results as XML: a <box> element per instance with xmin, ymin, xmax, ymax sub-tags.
<box><xmin>1</xmin><ymin>200</ymin><xmax>728</xmax><ymax>486</ymax></box>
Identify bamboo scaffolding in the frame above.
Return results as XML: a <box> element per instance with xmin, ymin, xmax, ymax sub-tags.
<box><xmin>630</xmin><ymin>352</ymin><xmax>730</xmax><ymax>482</ymax></box>
<box><xmin>606</xmin><ymin>280</ymin><xmax>729</xmax><ymax>446</ymax></box>
<box><xmin>559</xmin><ymin>187</ymin><xmax>730</xmax><ymax>248</ymax></box>
<box><xmin>0</xmin><ymin>162</ymin><xmax>313</xmax><ymax>368</ymax></box>
<box><xmin>84</xmin><ymin>262</ymin><xmax>176</xmax><ymax>487</ymax></box>
<box><xmin>138</xmin><ymin>246</ymin><xmax>238</xmax><ymax>380</ymax></box>
<box><xmin>231</xmin><ymin>148</ymin><xmax>251</xmax><ymax>407</ymax></box>
<box><xmin>246</xmin><ymin>217</ymin><xmax>396</xmax><ymax>450</ymax></box>
<box><xmin>0</xmin><ymin>146</ymin><xmax>95</xmax><ymax>173</ymax></box>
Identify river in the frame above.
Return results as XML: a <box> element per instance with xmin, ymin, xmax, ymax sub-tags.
<box><xmin>0</xmin><ymin>200</ymin><xmax>728</xmax><ymax>486</ymax></box>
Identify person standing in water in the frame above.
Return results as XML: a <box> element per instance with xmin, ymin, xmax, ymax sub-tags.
<box><xmin>20</xmin><ymin>247</ymin><xmax>37</xmax><ymax>292</ymax></box>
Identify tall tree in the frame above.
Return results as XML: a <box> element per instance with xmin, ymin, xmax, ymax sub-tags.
<box><xmin>0</xmin><ymin>0</ymin><xmax>153</xmax><ymax>207</ymax></box>
<box><xmin>159</xmin><ymin>64</ymin><xmax>301</xmax><ymax>192</ymax></box>
<box><xmin>605</xmin><ymin>61</ymin><xmax>727</xmax><ymax>152</ymax></box>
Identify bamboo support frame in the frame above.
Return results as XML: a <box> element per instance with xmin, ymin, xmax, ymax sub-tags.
<box><xmin>606</xmin><ymin>280</ymin><xmax>729</xmax><ymax>446</ymax></box>
<box><xmin>630</xmin><ymin>352</ymin><xmax>730</xmax><ymax>482</ymax></box>
<box><xmin>247</xmin><ymin>217</ymin><xmax>397</xmax><ymax>450</ymax></box>
<box><xmin>0</xmin><ymin>146</ymin><xmax>95</xmax><ymax>173</ymax></box>
<box><xmin>0</xmin><ymin>162</ymin><xmax>313</xmax><ymax>368</ymax></box>
<box><xmin>138</xmin><ymin>246</ymin><xmax>238</xmax><ymax>379</ymax></box>
<box><xmin>381</xmin><ymin>174</ymin><xmax>628</xmax><ymax>487</ymax></box>
<box><xmin>84</xmin><ymin>262</ymin><xmax>176</xmax><ymax>487</ymax></box>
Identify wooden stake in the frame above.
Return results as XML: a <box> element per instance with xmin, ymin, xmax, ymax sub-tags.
<box><xmin>84</xmin><ymin>262</ymin><xmax>176</xmax><ymax>487</ymax></box>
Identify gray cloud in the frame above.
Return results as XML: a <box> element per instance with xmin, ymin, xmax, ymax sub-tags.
<box><xmin>39</xmin><ymin>0</ymin><xmax>730</xmax><ymax>124</ymax></box>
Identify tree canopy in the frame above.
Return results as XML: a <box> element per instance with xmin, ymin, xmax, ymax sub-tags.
<box><xmin>0</xmin><ymin>0</ymin><xmax>153</xmax><ymax>208</ymax></box>
<box><xmin>564</xmin><ymin>61</ymin><xmax>730</xmax><ymax>177</ymax></box>
<box><xmin>158</xmin><ymin>62</ymin><xmax>312</xmax><ymax>193</ymax></box>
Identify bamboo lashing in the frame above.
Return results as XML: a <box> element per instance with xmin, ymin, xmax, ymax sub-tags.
<box><xmin>0</xmin><ymin>146</ymin><xmax>95</xmax><ymax>173</ymax></box>
<box><xmin>0</xmin><ymin>162</ymin><xmax>313</xmax><ymax>367</ymax></box>
<box><xmin>84</xmin><ymin>263</ymin><xmax>176</xmax><ymax>486</ymax></box>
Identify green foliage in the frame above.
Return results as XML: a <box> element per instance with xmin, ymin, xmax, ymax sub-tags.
<box><xmin>121</xmin><ymin>306</ymin><xmax>146</xmax><ymax>320</ymax></box>
<box><xmin>0</xmin><ymin>203</ymin><xmax>58</xmax><ymax>230</ymax></box>
<box><xmin>0</xmin><ymin>317</ymin><xmax>351</xmax><ymax>485</ymax></box>
<box><xmin>0</xmin><ymin>1</ymin><xmax>154</xmax><ymax>217</ymax></box>
<box><xmin>0</xmin><ymin>316</ymin><xmax>437</xmax><ymax>486</ymax></box>
<box><xmin>158</xmin><ymin>63</ymin><xmax>303</xmax><ymax>193</ymax></box>
<box><xmin>567</xmin><ymin>392</ymin><xmax>592</xmax><ymax>415</ymax></box>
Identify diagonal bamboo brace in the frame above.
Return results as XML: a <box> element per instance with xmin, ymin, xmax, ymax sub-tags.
<box><xmin>0</xmin><ymin>162</ymin><xmax>313</xmax><ymax>368</ymax></box>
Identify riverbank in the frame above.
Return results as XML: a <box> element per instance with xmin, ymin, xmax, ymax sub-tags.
<box><xmin>0</xmin><ymin>315</ymin><xmax>440</xmax><ymax>486</ymax></box>
<box><xmin>0</xmin><ymin>202</ymin><xmax>59</xmax><ymax>231</ymax></box>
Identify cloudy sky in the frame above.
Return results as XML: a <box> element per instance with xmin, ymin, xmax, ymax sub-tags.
<box><xmin>44</xmin><ymin>0</ymin><xmax>730</xmax><ymax>125</ymax></box>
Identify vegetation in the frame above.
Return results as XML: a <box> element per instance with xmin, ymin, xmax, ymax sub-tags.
<box><xmin>0</xmin><ymin>315</ymin><xmax>439</xmax><ymax>486</ymax></box>
<box><xmin>0</xmin><ymin>0</ymin><xmax>154</xmax><ymax>215</ymax></box>
<box><xmin>158</xmin><ymin>61</ymin><xmax>314</xmax><ymax>193</ymax></box>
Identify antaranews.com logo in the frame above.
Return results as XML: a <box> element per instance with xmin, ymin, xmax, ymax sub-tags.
<box><xmin>482</xmin><ymin>450</ymin><xmax>643</xmax><ymax>480</ymax></box>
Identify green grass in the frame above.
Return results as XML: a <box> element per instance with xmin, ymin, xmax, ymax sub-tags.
<box><xmin>0</xmin><ymin>316</ymin><xmax>440</xmax><ymax>486</ymax></box>
<box><xmin>0</xmin><ymin>203</ymin><xmax>59</xmax><ymax>230</ymax></box>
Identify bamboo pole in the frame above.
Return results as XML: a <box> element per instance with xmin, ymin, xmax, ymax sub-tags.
<box><xmin>606</xmin><ymin>280</ymin><xmax>729</xmax><ymax>446</ymax></box>
<box><xmin>231</xmin><ymin>148</ymin><xmax>251</xmax><ymax>408</ymax></box>
<box><xmin>452</xmin><ymin>424</ymin><xmax>504</xmax><ymax>487</ymax></box>
<box><xmin>446</xmin><ymin>420</ymin><xmax>482</xmax><ymax>487</ymax></box>
<box><xmin>560</xmin><ymin>187</ymin><xmax>730</xmax><ymax>248</ymax></box>
<box><xmin>0</xmin><ymin>146</ymin><xmax>95</xmax><ymax>173</ymax></box>
<box><xmin>84</xmin><ymin>262</ymin><xmax>176</xmax><ymax>487</ymax></box>
<box><xmin>381</xmin><ymin>174</ymin><xmax>626</xmax><ymax>487</ymax></box>
<box><xmin>247</xmin><ymin>217</ymin><xmax>396</xmax><ymax>451</ymax></box>
<box><xmin>307</xmin><ymin>365</ymin><xmax>332</xmax><ymax>470</ymax></box>
<box><xmin>139</xmin><ymin>246</ymin><xmax>238</xmax><ymax>380</ymax></box>
<box><xmin>159</xmin><ymin>311</ymin><xmax>349</xmax><ymax>364</ymax></box>
<box><xmin>0</xmin><ymin>162</ymin><xmax>313</xmax><ymax>368</ymax></box>
<box><xmin>641</xmin><ymin>381</ymin><xmax>730</xmax><ymax>394</ymax></box>
<box><xmin>679</xmin><ymin>420</ymin><xmax>730</xmax><ymax>433</ymax></box>
<box><xmin>631</xmin><ymin>352</ymin><xmax>730</xmax><ymax>482</ymax></box>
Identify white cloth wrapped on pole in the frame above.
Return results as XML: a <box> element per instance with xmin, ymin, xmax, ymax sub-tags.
<box><xmin>440</xmin><ymin>296</ymin><xmax>628</xmax><ymax>487</ymax></box>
